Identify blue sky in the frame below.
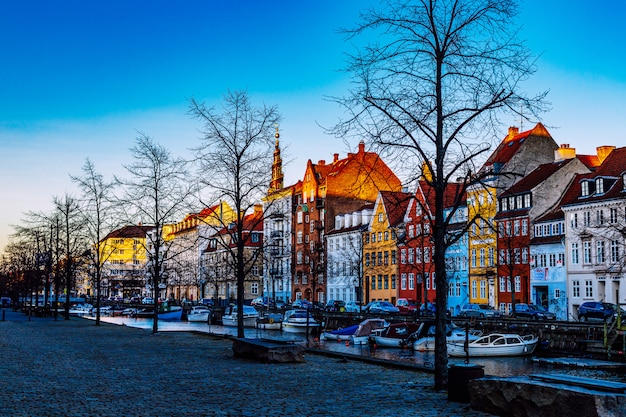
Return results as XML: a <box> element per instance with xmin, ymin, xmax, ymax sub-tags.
<box><xmin>1</xmin><ymin>0</ymin><xmax>625</xmax><ymax>251</ymax></box>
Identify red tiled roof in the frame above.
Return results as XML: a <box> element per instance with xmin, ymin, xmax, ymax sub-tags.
<box><xmin>484</xmin><ymin>123</ymin><xmax>551</xmax><ymax>166</ymax></box>
<box><xmin>380</xmin><ymin>191</ymin><xmax>413</xmax><ymax>227</ymax></box>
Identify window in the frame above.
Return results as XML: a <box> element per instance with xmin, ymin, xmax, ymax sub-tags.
<box><xmin>558</xmin><ymin>253</ymin><xmax>565</xmax><ymax>265</ymax></box>
<box><xmin>377</xmin><ymin>275</ymin><xmax>383</xmax><ymax>290</ymax></box>
<box><xmin>523</xmin><ymin>194</ymin><xmax>531</xmax><ymax>208</ymax></box>
<box><xmin>297</xmin><ymin>231</ymin><xmax>303</xmax><ymax>244</ymax></box>
<box><xmin>251</xmin><ymin>282</ymin><xmax>259</xmax><ymax>295</ymax></box>
<box><xmin>400</xmin><ymin>249</ymin><xmax>406</xmax><ymax>264</ymax></box>
<box><xmin>408</xmin><ymin>248</ymin><xmax>414</xmax><ymax>264</ymax></box>
<box><xmin>425</xmin><ymin>273</ymin><xmax>430</xmax><ymax>290</ymax></box>
<box><xmin>377</xmin><ymin>252</ymin><xmax>382</xmax><ymax>265</ymax></box>
<box><xmin>384</xmin><ymin>251</ymin><xmax>389</xmax><ymax>265</ymax></box>
<box><xmin>583</xmin><ymin>211</ymin><xmax>591</xmax><ymax>227</ymax></box>
<box><xmin>365</xmin><ymin>253</ymin><xmax>371</xmax><ymax>266</ymax></box>
<box><xmin>549</xmin><ymin>253</ymin><xmax>556</xmax><ymax>267</ymax></box>
<box><xmin>424</xmin><ymin>247</ymin><xmax>430</xmax><ymax>263</ymax></box>
<box><xmin>554</xmin><ymin>288</ymin><xmax>561</xmax><ymax>299</ymax></box>
<box><xmin>583</xmin><ymin>241</ymin><xmax>592</xmax><ymax>264</ymax></box>
<box><xmin>514</xmin><ymin>248</ymin><xmax>520</xmax><ymax>264</ymax></box>
<box><xmin>581</xmin><ymin>181</ymin><xmax>589</xmax><ymax>196</ymax></box>
<box><xmin>391</xmin><ymin>275</ymin><xmax>396</xmax><ymax>289</ymax></box>
<box><xmin>596</xmin><ymin>178</ymin><xmax>604</xmax><ymax>194</ymax></box>
<box><xmin>514</xmin><ymin>220</ymin><xmax>520</xmax><ymax>236</ymax></box>
<box><xmin>597</xmin><ymin>240</ymin><xmax>605</xmax><ymax>264</ymax></box>
<box><xmin>471</xmin><ymin>249</ymin><xmax>477</xmax><ymax>267</ymax></box>
<box><xmin>384</xmin><ymin>275</ymin><xmax>389</xmax><ymax>289</ymax></box>
<box><xmin>571</xmin><ymin>242</ymin><xmax>579</xmax><ymax>264</ymax></box>
<box><xmin>610</xmin><ymin>207</ymin><xmax>618</xmax><ymax>223</ymax></box>
<box><xmin>479</xmin><ymin>248</ymin><xmax>485</xmax><ymax>267</ymax></box>
<box><xmin>408</xmin><ymin>224</ymin><xmax>415</xmax><ymax>238</ymax></box>
<box><xmin>572</xmin><ymin>280</ymin><xmax>580</xmax><ymax>298</ymax></box>
<box><xmin>522</xmin><ymin>248</ymin><xmax>528</xmax><ymax>264</ymax></box>
<box><xmin>585</xmin><ymin>279</ymin><xmax>593</xmax><ymax>298</ymax></box>
<box><xmin>370</xmin><ymin>276</ymin><xmax>375</xmax><ymax>290</ymax></box>
<box><xmin>597</xmin><ymin>210</ymin><xmax>604</xmax><ymax>225</ymax></box>
<box><xmin>499</xmin><ymin>277</ymin><xmax>506</xmax><ymax>292</ymax></box>
<box><xmin>371</xmin><ymin>232</ymin><xmax>376</xmax><ymax>242</ymax></box>
<box><xmin>384</xmin><ymin>231</ymin><xmax>389</xmax><ymax>241</ymax></box>
<box><xmin>401</xmin><ymin>273</ymin><xmax>407</xmax><ymax>290</ymax></box>
<box><xmin>571</xmin><ymin>213</ymin><xmax>578</xmax><ymax>228</ymax></box>
<box><xmin>488</xmin><ymin>247</ymin><xmax>495</xmax><ymax>266</ymax></box>
<box><xmin>521</xmin><ymin>219</ymin><xmax>528</xmax><ymax>236</ymax></box>
<box><xmin>297</xmin><ymin>211</ymin><xmax>303</xmax><ymax>224</ymax></box>
<box><xmin>432</xmin><ymin>272</ymin><xmax>436</xmax><ymax>289</ymax></box>
<box><xmin>377</xmin><ymin>232</ymin><xmax>382</xmax><ymax>242</ymax></box>
<box><xmin>378</xmin><ymin>213</ymin><xmax>384</xmax><ymax>223</ymax></box>
<box><xmin>391</xmin><ymin>250</ymin><xmax>396</xmax><ymax>265</ymax></box>
<box><xmin>611</xmin><ymin>240</ymin><xmax>620</xmax><ymax>263</ymax></box>
<box><xmin>471</xmin><ymin>280</ymin><xmax>477</xmax><ymax>299</ymax></box>
<box><xmin>480</xmin><ymin>280</ymin><xmax>486</xmax><ymax>299</ymax></box>
<box><xmin>514</xmin><ymin>276</ymin><xmax>521</xmax><ymax>293</ymax></box>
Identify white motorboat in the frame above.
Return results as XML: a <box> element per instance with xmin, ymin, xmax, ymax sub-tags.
<box><xmin>447</xmin><ymin>333</ymin><xmax>538</xmax><ymax>357</ymax></box>
<box><xmin>187</xmin><ymin>305</ymin><xmax>212</xmax><ymax>323</ymax></box>
<box><xmin>68</xmin><ymin>303</ymin><xmax>93</xmax><ymax>316</ymax></box>
<box><xmin>222</xmin><ymin>305</ymin><xmax>259</xmax><ymax>328</ymax></box>
<box><xmin>411</xmin><ymin>322</ymin><xmax>482</xmax><ymax>352</ymax></box>
<box><xmin>281</xmin><ymin>309</ymin><xmax>320</xmax><ymax>333</ymax></box>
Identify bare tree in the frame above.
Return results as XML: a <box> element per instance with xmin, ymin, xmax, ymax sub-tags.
<box><xmin>52</xmin><ymin>194</ymin><xmax>86</xmax><ymax>320</ymax></box>
<box><xmin>71</xmin><ymin>158</ymin><xmax>118</xmax><ymax>325</ymax></box>
<box><xmin>189</xmin><ymin>90</ymin><xmax>280</xmax><ymax>338</ymax></box>
<box><xmin>332</xmin><ymin>0</ymin><xmax>546</xmax><ymax>389</ymax></box>
<box><xmin>115</xmin><ymin>134</ymin><xmax>197</xmax><ymax>334</ymax></box>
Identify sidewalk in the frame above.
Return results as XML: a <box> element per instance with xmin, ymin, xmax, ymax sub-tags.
<box><xmin>0</xmin><ymin>311</ymin><xmax>493</xmax><ymax>417</ymax></box>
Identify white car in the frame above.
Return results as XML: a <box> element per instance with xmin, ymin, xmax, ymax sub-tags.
<box><xmin>141</xmin><ymin>297</ymin><xmax>154</xmax><ymax>305</ymax></box>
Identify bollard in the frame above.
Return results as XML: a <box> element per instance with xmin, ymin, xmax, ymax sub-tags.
<box><xmin>448</xmin><ymin>364</ymin><xmax>484</xmax><ymax>402</ymax></box>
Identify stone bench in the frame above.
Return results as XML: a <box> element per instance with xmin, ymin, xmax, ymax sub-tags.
<box><xmin>232</xmin><ymin>338</ymin><xmax>305</xmax><ymax>363</ymax></box>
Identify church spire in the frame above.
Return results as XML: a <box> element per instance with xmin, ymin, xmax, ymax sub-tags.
<box><xmin>269</xmin><ymin>125</ymin><xmax>284</xmax><ymax>192</ymax></box>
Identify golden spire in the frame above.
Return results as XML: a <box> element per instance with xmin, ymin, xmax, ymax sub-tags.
<box><xmin>269</xmin><ymin>125</ymin><xmax>284</xmax><ymax>192</ymax></box>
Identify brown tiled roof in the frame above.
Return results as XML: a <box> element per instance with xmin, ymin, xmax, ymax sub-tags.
<box><xmin>103</xmin><ymin>225</ymin><xmax>152</xmax><ymax>240</ymax></box>
<box><xmin>561</xmin><ymin>147</ymin><xmax>626</xmax><ymax>207</ymax></box>
<box><xmin>500</xmin><ymin>159</ymin><xmax>570</xmax><ymax>197</ymax></box>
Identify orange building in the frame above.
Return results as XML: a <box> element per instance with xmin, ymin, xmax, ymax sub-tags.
<box><xmin>292</xmin><ymin>141</ymin><xmax>402</xmax><ymax>304</ymax></box>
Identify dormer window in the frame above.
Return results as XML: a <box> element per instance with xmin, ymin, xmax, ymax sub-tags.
<box><xmin>623</xmin><ymin>173</ymin><xmax>626</xmax><ymax>190</ymax></box>
<box><xmin>581</xmin><ymin>181</ymin><xmax>589</xmax><ymax>197</ymax></box>
<box><xmin>596</xmin><ymin>178</ymin><xmax>604</xmax><ymax>194</ymax></box>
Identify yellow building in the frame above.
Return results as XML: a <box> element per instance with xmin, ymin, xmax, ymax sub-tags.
<box><xmin>363</xmin><ymin>191</ymin><xmax>412</xmax><ymax>304</ymax></box>
<box><xmin>100</xmin><ymin>225</ymin><xmax>153</xmax><ymax>299</ymax></box>
<box><xmin>467</xmin><ymin>124</ymin><xmax>559</xmax><ymax>306</ymax></box>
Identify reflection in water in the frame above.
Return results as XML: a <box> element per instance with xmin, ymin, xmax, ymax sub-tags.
<box><xmin>95</xmin><ymin>316</ymin><xmax>626</xmax><ymax>382</ymax></box>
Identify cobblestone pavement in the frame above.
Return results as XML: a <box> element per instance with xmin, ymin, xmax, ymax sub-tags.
<box><xmin>0</xmin><ymin>312</ymin><xmax>494</xmax><ymax>417</ymax></box>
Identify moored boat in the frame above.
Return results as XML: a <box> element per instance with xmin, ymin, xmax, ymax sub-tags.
<box><xmin>135</xmin><ymin>301</ymin><xmax>183</xmax><ymax>321</ymax></box>
<box><xmin>255</xmin><ymin>313</ymin><xmax>283</xmax><ymax>330</ymax></box>
<box><xmin>322</xmin><ymin>325</ymin><xmax>360</xmax><ymax>342</ymax></box>
<box><xmin>187</xmin><ymin>305</ymin><xmax>212</xmax><ymax>323</ymax></box>
<box><xmin>222</xmin><ymin>305</ymin><xmax>259</xmax><ymax>327</ymax></box>
<box><xmin>281</xmin><ymin>309</ymin><xmax>320</xmax><ymax>333</ymax></box>
<box><xmin>370</xmin><ymin>322</ymin><xmax>421</xmax><ymax>347</ymax></box>
<box><xmin>410</xmin><ymin>321</ymin><xmax>482</xmax><ymax>352</ymax></box>
<box><xmin>350</xmin><ymin>318</ymin><xmax>389</xmax><ymax>345</ymax></box>
<box><xmin>68</xmin><ymin>303</ymin><xmax>93</xmax><ymax>316</ymax></box>
<box><xmin>447</xmin><ymin>333</ymin><xmax>538</xmax><ymax>357</ymax></box>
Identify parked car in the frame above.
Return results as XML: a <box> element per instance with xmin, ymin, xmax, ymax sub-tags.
<box><xmin>345</xmin><ymin>301</ymin><xmax>363</xmax><ymax>313</ymax></box>
<box><xmin>325</xmin><ymin>299</ymin><xmax>346</xmax><ymax>312</ymax></box>
<box><xmin>141</xmin><ymin>297</ymin><xmax>154</xmax><ymax>305</ymax></box>
<box><xmin>396</xmin><ymin>298</ymin><xmax>417</xmax><ymax>314</ymax></box>
<box><xmin>577</xmin><ymin>301</ymin><xmax>625</xmax><ymax>323</ymax></box>
<box><xmin>292</xmin><ymin>299</ymin><xmax>312</xmax><ymax>309</ymax></box>
<box><xmin>251</xmin><ymin>297</ymin><xmax>274</xmax><ymax>308</ymax></box>
<box><xmin>459</xmin><ymin>303</ymin><xmax>502</xmax><ymax>318</ymax></box>
<box><xmin>511</xmin><ymin>303</ymin><xmax>556</xmax><ymax>320</ymax></box>
<box><xmin>365</xmin><ymin>301</ymin><xmax>400</xmax><ymax>314</ymax></box>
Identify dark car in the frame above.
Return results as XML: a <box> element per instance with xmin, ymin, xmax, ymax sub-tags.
<box><xmin>292</xmin><ymin>299</ymin><xmax>312</xmax><ymax>309</ymax></box>
<box><xmin>511</xmin><ymin>303</ymin><xmax>556</xmax><ymax>320</ymax></box>
<box><xmin>577</xmin><ymin>301</ymin><xmax>624</xmax><ymax>323</ymax></box>
<box><xmin>325</xmin><ymin>299</ymin><xmax>346</xmax><ymax>312</ymax></box>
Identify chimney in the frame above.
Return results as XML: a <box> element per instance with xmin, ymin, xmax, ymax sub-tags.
<box><xmin>333</xmin><ymin>153</ymin><xmax>339</xmax><ymax>162</ymax></box>
<box><xmin>506</xmin><ymin>126</ymin><xmax>519</xmax><ymax>141</ymax></box>
<box><xmin>318</xmin><ymin>160</ymin><xmax>325</xmax><ymax>166</ymax></box>
<box><xmin>358</xmin><ymin>140</ymin><xmax>365</xmax><ymax>153</ymax></box>
<box><xmin>596</xmin><ymin>146</ymin><xmax>616</xmax><ymax>164</ymax></box>
<box><xmin>555</xmin><ymin>144</ymin><xmax>576</xmax><ymax>162</ymax></box>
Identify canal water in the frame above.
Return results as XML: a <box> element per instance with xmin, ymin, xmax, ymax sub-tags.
<box><xmin>96</xmin><ymin>316</ymin><xmax>626</xmax><ymax>383</ymax></box>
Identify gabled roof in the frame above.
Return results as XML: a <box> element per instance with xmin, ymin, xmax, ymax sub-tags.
<box><xmin>561</xmin><ymin>147</ymin><xmax>626</xmax><ymax>207</ymax></box>
<box><xmin>102</xmin><ymin>225</ymin><xmax>152</xmax><ymax>241</ymax></box>
<box><xmin>379</xmin><ymin>191</ymin><xmax>413</xmax><ymax>227</ymax></box>
<box><xmin>412</xmin><ymin>180</ymin><xmax>466</xmax><ymax>219</ymax></box>
<box><xmin>482</xmin><ymin>123</ymin><xmax>552</xmax><ymax>172</ymax></box>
